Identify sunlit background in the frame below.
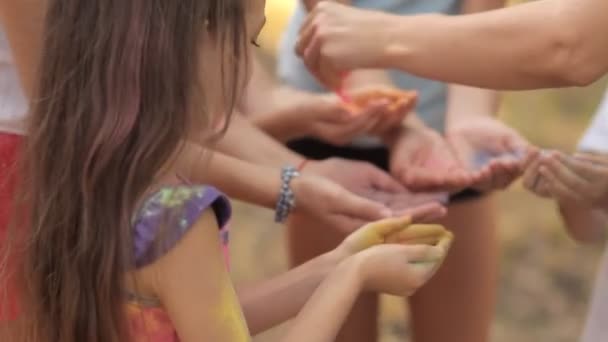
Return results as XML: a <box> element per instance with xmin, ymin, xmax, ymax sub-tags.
<box><xmin>230</xmin><ymin>1</ymin><xmax>608</xmax><ymax>341</ymax></box>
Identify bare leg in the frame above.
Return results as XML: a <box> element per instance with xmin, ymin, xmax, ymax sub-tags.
<box><xmin>410</xmin><ymin>195</ymin><xmax>498</xmax><ymax>342</ymax></box>
<box><xmin>287</xmin><ymin>216</ymin><xmax>379</xmax><ymax>342</ymax></box>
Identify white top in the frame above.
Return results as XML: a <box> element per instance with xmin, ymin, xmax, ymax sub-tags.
<box><xmin>0</xmin><ymin>29</ymin><xmax>28</xmax><ymax>135</ymax></box>
<box><xmin>578</xmin><ymin>91</ymin><xmax>608</xmax><ymax>153</ymax></box>
<box><xmin>579</xmin><ymin>91</ymin><xmax>608</xmax><ymax>342</ymax></box>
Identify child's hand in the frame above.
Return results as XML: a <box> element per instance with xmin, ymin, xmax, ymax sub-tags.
<box><xmin>353</xmin><ymin>243</ymin><xmax>448</xmax><ymax>297</ymax></box>
<box><xmin>335</xmin><ymin>216</ymin><xmax>453</xmax><ymax>261</ymax></box>
<box><xmin>335</xmin><ymin>217</ymin><xmax>453</xmax><ymax>297</ymax></box>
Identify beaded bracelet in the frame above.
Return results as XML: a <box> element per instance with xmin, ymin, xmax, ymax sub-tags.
<box><xmin>274</xmin><ymin>166</ymin><xmax>300</xmax><ymax>223</ymax></box>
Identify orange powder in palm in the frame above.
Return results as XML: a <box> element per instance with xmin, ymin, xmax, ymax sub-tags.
<box><xmin>340</xmin><ymin>88</ymin><xmax>418</xmax><ymax>116</ymax></box>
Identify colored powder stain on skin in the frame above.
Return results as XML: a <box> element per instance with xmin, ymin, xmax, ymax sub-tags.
<box><xmin>215</xmin><ymin>273</ymin><xmax>251</xmax><ymax>342</ymax></box>
<box><xmin>336</xmin><ymin>87</ymin><xmax>353</xmax><ymax>104</ymax></box>
<box><xmin>335</xmin><ymin>73</ymin><xmax>353</xmax><ymax>104</ymax></box>
<box><xmin>472</xmin><ymin>149</ymin><xmax>526</xmax><ymax>170</ymax></box>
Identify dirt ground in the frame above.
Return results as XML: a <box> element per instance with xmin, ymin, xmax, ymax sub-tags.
<box><xmin>228</xmin><ymin>79</ymin><xmax>608</xmax><ymax>341</ymax></box>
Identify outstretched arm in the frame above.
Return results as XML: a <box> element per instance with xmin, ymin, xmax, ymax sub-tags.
<box><xmin>297</xmin><ymin>0</ymin><xmax>608</xmax><ymax>90</ymax></box>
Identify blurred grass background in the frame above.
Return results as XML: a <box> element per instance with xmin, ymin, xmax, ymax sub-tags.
<box><xmin>230</xmin><ymin>1</ymin><xmax>608</xmax><ymax>341</ymax></box>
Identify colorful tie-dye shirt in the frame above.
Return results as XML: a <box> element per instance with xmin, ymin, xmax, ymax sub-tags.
<box><xmin>127</xmin><ymin>185</ymin><xmax>232</xmax><ymax>341</ymax></box>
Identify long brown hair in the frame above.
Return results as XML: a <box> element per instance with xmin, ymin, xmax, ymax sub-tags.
<box><xmin>3</xmin><ymin>1</ymin><xmax>247</xmax><ymax>341</ymax></box>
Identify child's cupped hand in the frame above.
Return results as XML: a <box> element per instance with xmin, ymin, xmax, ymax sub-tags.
<box><xmin>335</xmin><ymin>216</ymin><xmax>453</xmax><ymax>263</ymax></box>
<box><xmin>523</xmin><ymin>147</ymin><xmax>608</xmax><ymax>210</ymax></box>
<box><xmin>335</xmin><ymin>216</ymin><xmax>453</xmax><ymax>297</ymax></box>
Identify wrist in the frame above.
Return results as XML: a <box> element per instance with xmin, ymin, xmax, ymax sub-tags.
<box><xmin>333</xmin><ymin>255</ymin><xmax>365</xmax><ymax>293</ymax></box>
<box><xmin>446</xmin><ymin>113</ymin><xmax>493</xmax><ymax>132</ymax></box>
<box><xmin>274</xmin><ymin>166</ymin><xmax>301</xmax><ymax>223</ymax></box>
<box><xmin>382</xmin><ymin>14</ymin><xmax>433</xmax><ymax>70</ymax></box>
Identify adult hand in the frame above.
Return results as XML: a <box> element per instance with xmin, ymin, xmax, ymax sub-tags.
<box><xmin>294</xmin><ymin>158</ymin><xmax>446</xmax><ymax>233</ymax></box>
<box><xmin>389</xmin><ymin>122</ymin><xmax>472</xmax><ymax>193</ymax></box>
<box><xmin>346</xmin><ymin>86</ymin><xmax>418</xmax><ymax>136</ymax></box>
<box><xmin>524</xmin><ymin>149</ymin><xmax>608</xmax><ymax>210</ymax></box>
<box><xmin>447</xmin><ymin>116</ymin><xmax>528</xmax><ymax>191</ymax></box>
<box><xmin>296</xmin><ymin>87</ymin><xmax>416</xmax><ymax>146</ymax></box>
<box><xmin>296</xmin><ymin>2</ymin><xmax>399</xmax><ymax>90</ymax></box>
<box><xmin>300</xmin><ymin>93</ymin><xmax>383</xmax><ymax>146</ymax></box>
<box><xmin>522</xmin><ymin>147</ymin><xmax>552</xmax><ymax>198</ymax></box>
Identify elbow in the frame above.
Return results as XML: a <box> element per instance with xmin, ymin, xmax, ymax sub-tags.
<box><xmin>544</xmin><ymin>26</ymin><xmax>604</xmax><ymax>87</ymax></box>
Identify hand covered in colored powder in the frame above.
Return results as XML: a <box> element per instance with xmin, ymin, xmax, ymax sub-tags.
<box><xmin>337</xmin><ymin>218</ymin><xmax>453</xmax><ymax>297</ymax></box>
<box><xmin>336</xmin><ymin>216</ymin><xmax>454</xmax><ymax>258</ymax></box>
<box><xmin>342</xmin><ymin>87</ymin><xmax>418</xmax><ymax>136</ymax></box>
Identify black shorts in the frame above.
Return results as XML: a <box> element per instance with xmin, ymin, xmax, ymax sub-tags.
<box><xmin>288</xmin><ymin>138</ymin><xmax>484</xmax><ymax>203</ymax></box>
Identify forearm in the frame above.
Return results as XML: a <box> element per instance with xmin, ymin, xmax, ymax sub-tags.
<box><xmin>443</xmin><ymin>0</ymin><xmax>502</xmax><ymax>128</ymax></box>
<box><xmin>238</xmin><ymin>251</ymin><xmax>341</xmax><ymax>334</ymax></box>
<box><xmin>446</xmin><ymin>85</ymin><xmax>500</xmax><ymax>129</ymax></box>
<box><xmin>281</xmin><ymin>258</ymin><xmax>362</xmax><ymax>342</ymax></box>
<box><xmin>178</xmin><ymin>143</ymin><xmax>280</xmax><ymax>208</ymax></box>
<box><xmin>214</xmin><ymin>114</ymin><xmax>303</xmax><ymax>167</ymax></box>
<box><xmin>250</xmin><ymin>109</ymin><xmax>311</xmax><ymax>143</ymax></box>
<box><xmin>381</xmin><ymin>0</ymin><xmax>608</xmax><ymax>89</ymax></box>
<box><xmin>241</xmin><ymin>56</ymin><xmax>318</xmax><ymax>142</ymax></box>
<box><xmin>559</xmin><ymin>201</ymin><xmax>607</xmax><ymax>244</ymax></box>
<box><xmin>342</xmin><ymin>70</ymin><xmax>394</xmax><ymax>92</ymax></box>
<box><xmin>0</xmin><ymin>0</ymin><xmax>47</xmax><ymax>97</ymax></box>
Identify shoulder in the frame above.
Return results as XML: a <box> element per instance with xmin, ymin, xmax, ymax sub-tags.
<box><xmin>132</xmin><ymin>185</ymin><xmax>231</xmax><ymax>268</ymax></box>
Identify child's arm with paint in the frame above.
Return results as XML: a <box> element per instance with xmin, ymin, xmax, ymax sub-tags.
<box><xmin>154</xmin><ymin>213</ymin><xmax>451</xmax><ymax>340</ymax></box>
<box><xmin>279</xmin><ymin>219</ymin><xmax>452</xmax><ymax>342</ymax></box>
<box><xmin>237</xmin><ymin>217</ymin><xmax>450</xmax><ymax>334</ymax></box>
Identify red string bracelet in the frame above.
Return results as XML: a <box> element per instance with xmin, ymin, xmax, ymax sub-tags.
<box><xmin>297</xmin><ymin>159</ymin><xmax>309</xmax><ymax>172</ymax></box>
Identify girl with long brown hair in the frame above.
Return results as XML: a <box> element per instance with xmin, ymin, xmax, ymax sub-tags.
<box><xmin>1</xmin><ymin>0</ymin><xmax>453</xmax><ymax>341</ymax></box>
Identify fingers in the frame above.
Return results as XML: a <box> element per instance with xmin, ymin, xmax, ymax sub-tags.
<box><xmin>296</xmin><ymin>9</ymin><xmax>318</xmax><ymax>57</ymax></box>
<box><xmin>385</xmin><ymin>224</ymin><xmax>446</xmax><ymax>244</ymax></box>
<box><xmin>538</xmin><ymin>165</ymin><xmax>584</xmax><ymax>203</ymax></box>
<box><xmin>544</xmin><ymin>153</ymin><xmax>590</xmax><ymax>192</ymax></box>
<box><xmin>392</xmin><ymin>202</ymin><xmax>447</xmax><ymax>223</ymax></box>
<box><xmin>402</xmin><ymin>245</ymin><xmax>446</xmax><ymax>263</ymax></box>
<box><xmin>337</xmin><ymin>188</ymin><xmax>393</xmax><ymax>222</ymax></box>
<box><xmin>365</xmin><ymin>164</ymin><xmax>406</xmax><ymax>193</ymax></box>
<box><xmin>487</xmin><ymin>158</ymin><xmax>522</xmax><ymax>189</ymax></box>
<box><xmin>436</xmin><ymin>230</ymin><xmax>454</xmax><ymax>250</ymax></box>
<box><xmin>522</xmin><ymin>152</ymin><xmax>543</xmax><ymax>192</ymax></box>
<box><xmin>573</xmin><ymin>151</ymin><xmax>608</xmax><ymax>167</ymax></box>
<box><xmin>302</xmin><ymin>33</ymin><xmax>323</xmax><ymax>84</ymax></box>
<box><xmin>360</xmin><ymin>215</ymin><xmax>413</xmax><ymax>238</ymax></box>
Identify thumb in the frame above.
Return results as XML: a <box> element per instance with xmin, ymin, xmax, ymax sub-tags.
<box><xmin>360</xmin><ymin>216</ymin><xmax>412</xmax><ymax>238</ymax></box>
<box><xmin>366</xmin><ymin>165</ymin><xmax>406</xmax><ymax>193</ymax></box>
<box><xmin>403</xmin><ymin>245</ymin><xmax>446</xmax><ymax>264</ymax></box>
